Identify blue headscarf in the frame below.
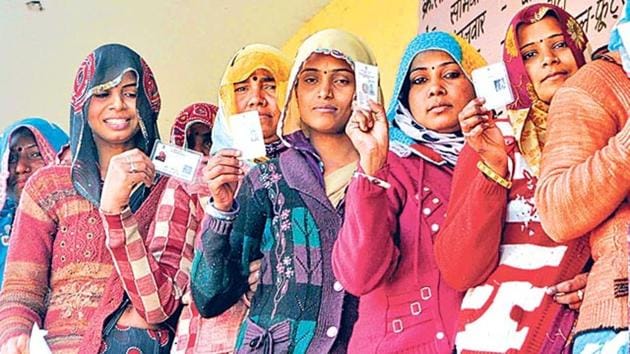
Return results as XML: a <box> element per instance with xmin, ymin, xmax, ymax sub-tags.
<box><xmin>0</xmin><ymin>117</ymin><xmax>68</xmax><ymax>287</ymax></box>
<box><xmin>609</xmin><ymin>2</ymin><xmax>630</xmax><ymax>75</ymax></box>
<box><xmin>387</xmin><ymin>31</ymin><xmax>486</xmax><ymax>165</ymax></box>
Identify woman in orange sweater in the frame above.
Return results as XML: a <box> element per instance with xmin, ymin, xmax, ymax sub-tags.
<box><xmin>536</xmin><ymin>4</ymin><xmax>630</xmax><ymax>351</ymax></box>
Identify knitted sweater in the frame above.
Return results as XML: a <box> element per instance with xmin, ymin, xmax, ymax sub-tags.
<box><xmin>191</xmin><ymin>148</ymin><xmax>356</xmax><ymax>353</ymax></box>
<box><xmin>0</xmin><ymin>164</ymin><xmax>168</xmax><ymax>353</ymax></box>
<box><xmin>536</xmin><ymin>56</ymin><xmax>630</xmax><ymax>333</ymax></box>
<box><xmin>435</xmin><ymin>121</ymin><xmax>591</xmax><ymax>353</ymax></box>
<box><xmin>333</xmin><ymin>151</ymin><xmax>462</xmax><ymax>353</ymax></box>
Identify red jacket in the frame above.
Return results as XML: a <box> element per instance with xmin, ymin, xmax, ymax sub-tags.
<box><xmin>333</xmin><ymin>151</ymin><xmax>462</xmax><ymax>353</ymax></box>
<box><xmin>435</xmin><ymin>137</ymin><xmax>590</xmax><ymax>353</ymax></box>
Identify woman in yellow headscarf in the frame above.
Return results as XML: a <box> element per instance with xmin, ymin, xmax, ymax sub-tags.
<box><xmin>191</xmin><ymin>29</ymin><xmax>383</xmax><ymax>353</ymax></box>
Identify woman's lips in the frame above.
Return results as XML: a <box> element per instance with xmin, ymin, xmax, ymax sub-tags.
<box><xmin>428</xmin><ymin>104</ymin><xmax>452</xmax><ymax>114</ymax></box>
<box><xmin>103</xmin><ymin>118</ymin><xmax>131</xmax><ymax>130</ymax></box>
<box><xmin>542</xmin><ymin>71</ymin><xmax>568</xmax><ymax>83</ymax></box>
<box><xmin>313</xmin><ymin>105</ymin><xmax>338</xmax><ymax>113</ymax></box>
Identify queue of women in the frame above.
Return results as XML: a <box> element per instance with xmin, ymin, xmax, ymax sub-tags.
<box><xmin>0</xmin><ymin>3</ymin><xmax>627</xmax><ymax>353</ymax></box>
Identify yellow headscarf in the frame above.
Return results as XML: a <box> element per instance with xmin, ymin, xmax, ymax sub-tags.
<box><xmin>278</xmin><ymin>28</ymin><xmax>382</xmax><ymax>143</ymax></box>
<box><xmin>218</xmin><ymin>44</ymin><xmax>291</xmax><ymax>131</ymax></box>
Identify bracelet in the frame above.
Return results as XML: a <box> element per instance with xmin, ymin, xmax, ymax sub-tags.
<box><xmin>477</xmin><ymin>160</ymin><xmax>512</xmax><ymax>189</ymax></box>
<box><xmin>205</xmin><ymin>200</ymin><xmax>240</xmax><ymax>221</ymax></box>
<box><xmin>353</xmin><ymin>171</ymin><xmax>391</xmax><ymax>189</ymax></box>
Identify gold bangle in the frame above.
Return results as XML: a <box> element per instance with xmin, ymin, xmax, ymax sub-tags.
<box><xmin>477</xmin><ymin>160</ymin><xmax>512</xmax><ymax>189</ymax></box>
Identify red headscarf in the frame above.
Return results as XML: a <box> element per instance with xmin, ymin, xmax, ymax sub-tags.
<box><xmin>503</xmin><ymin>4</ymin><xmax>588</xmax><ymax>110</ymax></box>
<box><xmin>502</xmin><ymin>4</ymin><xmax>588</xmax><ymax>175</ymax></box>
<box><xmin>170</xmin><ymin>102</ymin><xmax>218</xmax><ymax>148</ymax></box>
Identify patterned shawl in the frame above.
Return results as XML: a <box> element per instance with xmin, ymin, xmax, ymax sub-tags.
<box><xmin>69</xmin><ymin>44</ymin><xmax>161</xmax><ymax>211</ymax></box>
<box><xmin>503</xmin><ymin>4</ymin><xmax>588</xmax><ymax>175</ymax></box>
<box><xmin>170</xmin><ymin>102</ymin><xmax>217</xmax><ymax>148</ymax></box>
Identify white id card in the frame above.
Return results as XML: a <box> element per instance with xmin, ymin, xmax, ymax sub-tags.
<box><xmin>355</xmin><ymin>61</ymin><xmax>379</xmax><ymax>110</ymax></box>
<box><xmin>150</xmin><ymin>140</ymin><xmax>203</xmax><ymax>182</ymax></box>
<box><xmin>229</xmin><ymin>111</ymin><xmax>267</xmax><ymax>162</ymax></box>
<box><xmin>30</xmin><ymin>323</ymin><xmax>52</xmax><ymax>354</ymax></box>
<box><xmin>472</xmin><ymin>62</ymin><xmax>515</xmax><ymax>111</ymax></box>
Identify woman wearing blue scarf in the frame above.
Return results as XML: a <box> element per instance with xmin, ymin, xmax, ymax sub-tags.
<box><xmin>0</xmin><ymin>118</ymin><xmax>67</xmax><ymax>288</ymax></box>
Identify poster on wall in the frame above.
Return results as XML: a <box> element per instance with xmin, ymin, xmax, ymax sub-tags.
<box><xmin>419</xmin><ymin>0</ymin><xmax>626</xmax><ymax>62</ymax></box>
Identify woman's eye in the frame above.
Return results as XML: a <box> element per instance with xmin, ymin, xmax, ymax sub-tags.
<box><xmin>334</xmin><ymin>78</ymin><xmax>351</xmax><ymax>85</ymax></box>
<box><xmin>553</xmin><ymin>41</ymin><xmax>568</xmax><ymax>49</ymax></box>
<box><xmin>444</xmin><ymin>71</ymin><xmax>461</xmax><ymax>79</ymax></box>
<box><xmin>234</xmin><ymin>86</ymin><xmax>247</xmax><ymax>93</ymax></box>
<box><xmin>302</xmin><ymin>77</ymin><xmax>317</xmax><ymax>85</ymax></box>
<box><xmin>93</xmin><ymin>91</ymin><xmax>109</xmax><ymax>98</ymax></box>
<box><xmin>263</xmin><ymin>84</ymin><xmax>276</xmax><ymax>91</ymax></box>
<box><xmin>123</xmin><ymin>91</ymin><xmax>137</xmax><ymax>98</ymax></box>
<box><xmin>522</xmin><ymin>51</ymin><xmax>536</xmax><ymax>61</ymax></box>
<box><xmin>410</xmin><ymin>77</ymin><xmax>428</xmax><ymax>85</ymax></box>
<box><xmin>30</xmin><ymin>151</ymin><xmax>42</xmax><ymax>159</ymax></box>
<box><xmin>8</xmin><ymin>154</ymin><xmax>17</xmax><ymax>164</ymax></box>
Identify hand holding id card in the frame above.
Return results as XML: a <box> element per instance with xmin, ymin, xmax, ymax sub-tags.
<box><xmin>355</xmin><ymin>61</ymin><xmax>379</xmax><ymax>110</ymax></box>
<box><xmin>229</xmin><ymin>111</ymin><xmax>267</xmax><ymax>163</ymax></box>
<box><xmin>150</xmin><ymin>140</ymin><xmax>203</xmax><ymax>183</ymax></box>
<box><xmin>472</xmin><ymin>62</ymin><xmax>515</xmax><ymax>111</ymax></box>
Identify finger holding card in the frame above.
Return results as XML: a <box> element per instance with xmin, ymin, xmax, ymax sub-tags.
<box><xmin>100</xmin><ymin>148</ymin><xmax>155</xmax><ymax>214</ymax></box>
<box><xmin>458</xmin><ymin>98</ymin><xmax>508</xmax><ymax>176</ymax></box>
<box><xmin>346</xmin><ymin>100</ymin><xmax>389</xmax><ymax>176</ymax></box>
<box><xmin>204</xmin><ymin>149</ymin><xmax>244</xmax><ymax>212</ymax></box>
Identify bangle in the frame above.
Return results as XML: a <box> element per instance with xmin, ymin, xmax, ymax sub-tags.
<box><xmin>353</xmin><ymin>171</ymin><xmax>391</xmax><ymax>189</ymax></box>
<box><xmin>205</xmin><ymin>200</ymin><xmax>240</xmax><ymax>221</ymax></box>
<box><xmin>477</xmin><ymin>160</ymin><xmax>512</xmax><ymax>189</ymax></box>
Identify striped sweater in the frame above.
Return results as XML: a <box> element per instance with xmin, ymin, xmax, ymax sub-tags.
<box><xmin>0</xmin><ymin>163</ymin><xmax>184</xmax><ymax>353</ymax></box>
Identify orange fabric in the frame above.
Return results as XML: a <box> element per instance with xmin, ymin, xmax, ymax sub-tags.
<box><xmin>536</xmin><ymin>56</ymin><xmax>630</xmax><ymax>332</ymax></box>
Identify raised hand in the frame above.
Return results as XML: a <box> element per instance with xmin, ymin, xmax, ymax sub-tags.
<box><xmin>459</xmin><ymin>98</ymin><xmax>508</xmax><ymax>176</ymax></box>
<box><xmin>101</xmin><ymin>148</ymin><xmax>155</xmax><ymax>214</ymax></box>
<box><xmin>346</xmin><ymin>100</ymin><xmax>389</xmax><ymax>176</ymax></box>
<box><xmin>203</xmin><ymin>149</ymin><xmax>244</xmax><ymax>212</ymax></box>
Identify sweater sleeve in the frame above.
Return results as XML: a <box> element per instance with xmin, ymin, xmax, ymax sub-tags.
<box><xmin>101</xmin><ymin>180</ymin><xmax>198</xmax><ymax>324</ymax></box>
<box><xmin>0</xmin><ymin>175</ymin><xmax>56</xmax><ymax>344</ymax></box>
<box><xmin>191</xmin><ymin>175</ymin><xmax>265</xmax><ymax>318</ymax></box>
<box><xmin>536</xmin><ymin>84</ymin><xmax>630</xmax><ymax>242</ymax></box>
<box><xmin>332</xmin><ymin>164</ymin><xmax>401</xmax><ymax>296</ymax></box>
<box><xmin>434</xmin><ymin>145</ymin><xmax>509</xmax><ymax>291</ymax></box>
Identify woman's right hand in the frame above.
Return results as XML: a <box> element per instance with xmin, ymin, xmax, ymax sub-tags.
<box><xmin>203</xmin><ymin>149</ymin><xmax>245</xmax><ymax>212</ymax></box>
<box><xmin>1</xmin><ymin>334</ymin><xmax>30</xmax><ymax>354</ymax></box>
<box><xmin>459</xmin><ymin>98</ymin><xmax>508</xmax><ymax>177</ymax></box>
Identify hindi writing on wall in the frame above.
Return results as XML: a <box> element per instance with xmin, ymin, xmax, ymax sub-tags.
<box><xmin>419</xmin><ymin>0</ymin><xmax>626</xmax><ymax>62</ymax></box>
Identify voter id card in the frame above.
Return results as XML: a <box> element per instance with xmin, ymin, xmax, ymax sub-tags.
<box><xmin>472</xmin><ymin>62</ymin><xmax>515</xmax><ymax>111</ymax></box>
<box><xmin>355</xmin><ymin>61</ymin><xmax>379</xmax><ymax>110</ymax></box>
<box><xmin>229</xmin><ymin>111</ymin><xmax>267</xmax><ymax>163</ymax></box>
<box><xmin>150</xmin><ymin>140</ymin><xmax>203</xmax><ymax>182</ymax></box>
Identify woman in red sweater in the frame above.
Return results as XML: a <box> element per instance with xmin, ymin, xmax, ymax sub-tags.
<box><xmin>0</xmin><ymin>44</ymin><xmax>180</xmax><ymax>353</ymax></box>
<box><xmin>333</xmin><ymin>31</ymin><xmax>486</xmax><ymax>353</ymax></box>
<box><xmin>435</xmin><ymin>4</ymin><xmax>591</xmax><ymax>353</ymax></box>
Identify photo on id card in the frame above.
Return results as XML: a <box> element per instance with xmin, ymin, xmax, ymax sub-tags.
<box><xmin>471</xmin><ymin>62</ymin><xmax>515</xmax><ymax>111</ymax></box>
<box><xmin>150</xmin><ymin>140</ymin><xmax>202</xmax><ymax>183</ymax></box>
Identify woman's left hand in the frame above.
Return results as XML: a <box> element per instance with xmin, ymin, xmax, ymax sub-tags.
<box><xmin>346</xmin><ymin>100</ymin><xmax>389</xmax><ymax>176</ymax></box>
<box><xmin>100</xmin><ymin>148</ymin><xmax>155</xmax><ymax>214</ymax></box>
<box><xmin>546</xmin><ymin>272</ymin><xmax>588</xmax><ymax>310</ymax></box>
